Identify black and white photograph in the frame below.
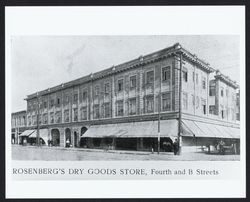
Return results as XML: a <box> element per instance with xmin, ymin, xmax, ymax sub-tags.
<box><xmin>11</xmin><ymin>35</ymin><xmax>241</xmax><ymax>161</ymax></box>
<box><xmin>5</xmin><ymin>6</ymin><xmax>246</xmax><ymax>198</ymax></box>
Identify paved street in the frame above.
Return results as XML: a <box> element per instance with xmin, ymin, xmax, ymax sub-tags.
<box><xmin>12</xmin><ymin>145</ymin><xmax>240</xmax><ymax>161</ymax></box>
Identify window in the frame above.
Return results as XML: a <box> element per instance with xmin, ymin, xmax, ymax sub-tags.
<box><xmin>220</xmin><ymin>105</ymin><xmax>224</xmax><ymax>119</ymax></box>
<box><xmin>182</xmin><ymin>92</ymin><xmax>188</xmax><ymax>110</ymax></box>
<box><xmin>104</xmin><ymin>103</ymin><xmax>111</xmax><ymax>118</ymax></box>
<box><xmin>146</xmin><ymin>70</ymin><xmax>154</xmax><ymax>84</ymax></box>
<box><xmin>43</xmin><ymin>101</ymin><xmax>47</xmax><ymax>109</ymax></box>
<box><xmin>196</xmin><ymin>96</ymin><xmax>200</xmax><ymax>109</ymax></box>
<box><xmin>201</xmin><ymin>99</ymin><xmax>206</xmax><ymax>114</ymax></box>
<box><xmin>32</xmin><ymin>115</ymin><xmax>37</xmax><ymax>125</ymax></box>
<box><xmin>221</xmin><ymin>88</ymin><xmax>224</xmax><ymax>97</ymax></box>
<box><xmin>73</xmin><ymin>108</ymin><xmax>78</xmax><ymax>121</ymax></box>
<box><xmin>130</xmin><ymin>75</ymin><xmax>136</xmax><ymax>88</ymax></box>
<box><xmin>162</xmin><ymin>66</ymin><xmax>171</xmax><ymax>82</ymax></box>
<box><xmin>93</xmin><ymin>105</ymin><xmax>100</xmax><ymax>119</ymax></box>
<box><xmin>73</xmin><ymin>94</ymin><xmax>78</xmax><ymax>103</ymax></box>
<box><xmin>50</xmin><ymin>99</ymin><xmax>54</xmax><ymax>108</ymax></box>
<box><xmin>202</xmin><ymin>77</ymin><xmax>206</xmax><ymax>89</ymax></box>
<box><xmin>117</xmin><ymin>100</ymin><xmax>124</xmax><ymax>116</ymax></box>
<box><xmin>82</xmin><ymin>91</ymin><xmax>87</xmax><ymax>101</ymax></box>
<box><xmin>57</xmin><ymin>98</ymin><xmax>61</xmax><ymax>105</ymax></box>
<box><xmin>162</xmin><ymin>92</ymin><xmax>171</xmax><ymax>111</ymax></box>
<box><xmin>226</xmin><ymin>89</ymin><xmax>229</xmax><ymax>97</ymax></box>
<box><xmin>64</xmin><ymin>110</ymin><xmax>69</xmax><ymax>122</ymax></box>
<box><xmin>118</xmin><ymin>79</ymin><xmax>124</xmax><ymax>92</ymax></box>
<box><xmin>183</xmin><ymin>68</ymin><xmax>188</xmax><ymax>82</ymax></box>
<box><xmin>80</xmin><ymin>107</ymin><xmax>87</xmax><ymax>120</ymax></box>
<box><xmin>28</xmin><ymin>116</ymin><xmax>31</xmax><ymax>126</ymax></box>
<box><xmin>191</xmin><ymin>94</ymin><xmax>195</xmax><ymax>106</ymax></box>
<box><xmin>55</xmin><ymin>111</ymin><xmax>61</xmax><ymax>123</ymax></box>
<box><xmin>104</xmin><ymin>83</ymin><xmax>110</xmax><ymax>94</ymax></box>
<box><xmin>94</xmin><ymin>86</ymin><xmax>100</xmax><ymax>97</ymax></box>
<box><xmin>64</xmin><ymin>95</ymin><xmax>69</xmax><ymax>104</ymax></box>
<box><xmin>192</xmin><ymin>72</ymin><xmax>195</xmax><ymax>82</ymax></box>
<box><xmin>145</xmin><ymin>96</ymin><xmax>154</xmax><ymax>113</ymax></box>
<box><xmin>209</xmin><ymin>83</ymin><xmax>216</xmax><ymax>96</ymax></box>
<box><xmin>209</xmin><ymin>105</ymin><xmax>216</xmax><ymax>115</ymax></box>
<box><xmin>196</xmin><ymin>73</ymin><xmax>198</xmax><ymax>84</ymax></box>
<box><xmin>50</xmin><ymin>112</ymin><xmax>54</xmax><ymax>124</ymax></box>
<box><xmin>43</xmin><ymin>113</ymin><xmax>48</xmax><ymax>124</ymax></box>
<box><xmin>129</xmin><ymin>98</ymin><xmax>136</xmax><ymax>115</ymax></box>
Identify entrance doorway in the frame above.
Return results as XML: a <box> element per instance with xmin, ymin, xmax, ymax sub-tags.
<box><xmin>65</xmin><ymin>128</ymin><xmax>71</xmax><ymax>147</ymax></box>
<box><xmin>51</xmin><ymin>129</ymin><xmax>60</xmax><ymax>146</ymax></box>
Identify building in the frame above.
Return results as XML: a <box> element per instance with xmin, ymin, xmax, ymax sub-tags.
<box><xmin>18</xmin><ymin>43</ymin><xmax>240</xmax><ymax>153</ymax></box>
<box><xmin>11</xmin><ymin>110</ymin><xmax>27</xmax><ymax>144</ymax></box>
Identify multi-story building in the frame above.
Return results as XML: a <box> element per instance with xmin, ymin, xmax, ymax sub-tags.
<box><xmin>11</xmin><ymin>110</ymin><xmax>27</xmax><ymax>144</ymax></box>
<box><xmin>19</xmin><ymin>43</ymin><xmax>240</xmax><ymax>152</ymax></box>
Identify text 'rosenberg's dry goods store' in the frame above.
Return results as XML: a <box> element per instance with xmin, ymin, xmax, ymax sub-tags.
<box><xmin>14</xmin><ymin>43</ymin><xmax>240</xmax><ymax>153</ymax></box>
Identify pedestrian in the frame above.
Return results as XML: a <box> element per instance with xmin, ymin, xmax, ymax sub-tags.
<box><xmin>219</xmin><ymin>139</ymin><xmax>225</xmax><ymax>155</ymax></box>
<box><xmin>173</xmin><ymin>139</ymin><xmax>179</xmax><ymax>155</ymax></box>
<box><xmin>66</xmin><ymin>138</ymin><xmax>70</xmax><ymax>148</ymax></box>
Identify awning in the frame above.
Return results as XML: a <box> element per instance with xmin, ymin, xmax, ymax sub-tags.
<box><xmin>82</xmin><ymin>120</ymin><xmax>178</xmax><ymax>138</ymax></box>
<box><xmin>29</xmin><ymin>129</ymin><xmax>49</xmax><ymax>145</ymax></box>
<box><xmin>19</xmin><ymin>130</ymin><xmax>35</xmax><ymax>137</ymax></box>
<box><xmin>182</xmin><ymin>119</ymin><xmax>240</xmax><ymax>139</ymax></box>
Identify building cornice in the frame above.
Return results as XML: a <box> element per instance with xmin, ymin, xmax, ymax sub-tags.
<box><xmin>25</xmin><ymin>43</ymin><xmax>215</xmax><ymax>100</ymax></box>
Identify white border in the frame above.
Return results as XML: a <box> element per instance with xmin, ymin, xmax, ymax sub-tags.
<box><xmin>6</xmin><ymin>6</ymin><xmax>246</xmax><ymax>198</ymax></box>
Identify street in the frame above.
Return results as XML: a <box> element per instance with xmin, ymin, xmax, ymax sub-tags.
<box><xmin>12</xmin><ymin>145</ymin><xmax>240</xmax><ymax>161</ymax></box>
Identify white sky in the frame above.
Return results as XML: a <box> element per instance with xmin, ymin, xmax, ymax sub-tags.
<box><xmin>11</xmin><ymin>35</ymin><xmax>240</xmax><ymax>112</ymax></box>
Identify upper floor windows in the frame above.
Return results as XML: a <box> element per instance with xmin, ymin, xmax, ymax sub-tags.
<box><xmin>57</xmin><ymin>97</ymin><xmax>61</xmax><ymax>106</ymax></box>
<box><xmin>118</xmin><ymin>79</ymin><xmax>124</xmax><ymax>92</ymax></box>
<box><xmin>64</xmin><ymin>110</ymin><xmax>69</xmax><ymax>122</ymax></box>
<box><xmin>162</xmin><ymin>92</ymin><xmax>171</xmax><ymax>111</ymax></box>
<box><xmin>73</xmin><ymin>93</ymin><xmax>78</xmax><ymax>103</ymax></box>
<box><xmin>145</xmin><ymin>95</ymin><xmax>154</xmax><ymax>113</ymax></box>
<box><xmin>209</xmin><ymin>82</ymin><xmax>216</xmax><ymax>96</ymax></box>
<box><xmin>129</xmin><ymin>98</ymin><xmax>137</xmax><ymax>115</ymax></box>
<box><xmin>182</xmin><ymin>92</ymin><xmax>188</xmax><ymax>110</ymax></box>
<box><xmin>221</xmin><ymin>88</ymin><xmax>224</xmax><ymax>97</ymax></box>
<box><xmin>80</xmin><ymin>107</ymin><xmax>87</xmax><ymax>120</ymax></box>
<box><xmin>93</xmin><ymin>104</ymin><xmax>100</xmax><ymax>119</ymax></box>
<box><xmin>50</xmin><ymin>99</ymin><xmax>54</xmax><ymax>108</ymax></box>
<box><xmin>94</xmin><ymin>86</ymin><xmax>100</xmax><ymax>97</ymax></box>
<box><xmin>196</xmin><ymin>73</ymin><xmax>199</xmax><ymax>84</ymax></box>
<box><xmin>146</xmin><ymin>70</ymin><xmax>154</xmax><ymax>85</ymax></box>
<box><xmin>104</xmin><ymin>83</ymin><xmax>110</xmax><ymax>94</ymax></box>
<box><xmin>103</xmin><ymin>103</ymin><xmax>111</xmax><ymax>118</ymax></box>
<box><xmin>162</xmin><ymin>66</ymin><xmax>171</xmax><ymax>82</ymax></box>
<box><xmin>192</xmin><ymin>72</ymin><xmax>195</xmax><ymax>82</ymax></box>
<box><xmin>182</xmin><ymin>68</ymin><xmax>188</xmax><ymax>82</ymax></box>
<box><xmin>130</xmin><ymin>75</ymin><xmax>137</xmax><ymax>89</ymax></box>
<box><xmin>116</xmin><ymin>100</ymin><xmax>124</xmax><ymax>116</ymax></box>
<box><xmin>73</xmin><ymin>108</ymin><xmax>78</xmax><ymax>122</ymax></box>
<box><xmin>202</xmin><ymin>77</ymin><xmax>206</xmax><ymax>90</ymax></box>
<box><xmin>82</xmin><ymin>91</ymin><xmax>87</xmax><ymax>101</ymax></box>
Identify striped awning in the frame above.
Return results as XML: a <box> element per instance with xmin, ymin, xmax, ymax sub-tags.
<box><xmin>182</xmin><ymin>119</ymin><xmax>240</xmax><ymax>139</ymax></box>
<box><xmin>82</xmin><ymin>120</ymin><xmax>178</xmax><ymax>138</ymax></box>
<box><xmin>19</xmin><ymin>130</ymin><xmax>35</xmax><ymax>137</ymax></box>
<box><xmin>29</xmin><ymin>129</ymin><xmax>49</xmax><ymax>145</ymax></box>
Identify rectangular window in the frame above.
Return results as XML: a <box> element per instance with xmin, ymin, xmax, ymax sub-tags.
<box><xmin>73</xmin><ymin>93</ymin><xmax>78</xmax><ymax>103</ymax></box>
<box><xmin>145</xmin><ymin>96</ymin><xmax>154</xmax><ymax>113</ymax></box>
<box><xmin>183</xmin><ymin>68</ymin><xmax>188</xmax><ymax>82</ymax></box>
<box><xmin>32</xmin><ymin>115</ymin><xmax>37</xmax><ymax>125</ymax></box>
<box><xmin>43</xmin><ymin>113</ymin><xmax>48</xmax><ymax>124</ymax></box>
<box><xmin>130</xmin><ymin>75</ymin><xmax>137</xmax><ymax>88</ymax></box>
<box><xmin>129</xmin><ymin>98</ymin><xmax>136</xmax><ymax>115</ymax></box>
<box><xmin>93</xmin><ymin>105</ymin><xmax>100</xmax><ymax>119</ymax></box>
<box><xmin>82</xmin><ymin>91</ymin><xmax>87</xmax><ymax>101</ymax></box>
<box><xmin>50</xmin><ymin>112</ymin><xmax>54</xmax><ymax>124</ymax></box>
<box><xmin>80</xmin><ymin>107</ymin><xmax>87</xmax><ymax>120</ymax></box>
<box><xmin>146</xmin><ymin>70</ymin><xmax>154</xmax><ymax>84</ymax></box>
<box><xmin>94</xmin><ymin>86</ymin><xmax>100</xmax><ymax>97</ymax></box>
<box><xmin>50</xmin><ymin>99</ymin><xmax>54</xmax><ymax>108</ymax></box>
<box><xmin>162</xmin><ymin>66</ymin><xmax>171</xmax><ymax>82</ymax></box>
<box><xmin>209</xmin><ymin>105</ymin><xmax>216</xmax><ymax>115</ymax></box>
<box><xmin>118</xmin><ymin>79</ymin><xmax>124</xmax><ymax>92</ymax></box>
<box><xmin>104</xmin><ymin>103</ymin><xmax>111</xmax><ymax>118</ymax></box>
<box><xmin>209</xmin><ymin>83</ymin><xmax>216</xmax><ymax>96</ymax></box>
<box><xmin>196</xmin><ymin>73</ymin><xmax>198</xmax><ymax>84</ymax></box>
<box><xmin>28</xmin><ymin>116</ymin><xmax>31</xmax><ymax>126</ymax></box>
<box><xmin>201</xmin><ymin>99</ymin><xmax>206</xmax><ymax>114</ymax></box>
<box><xmin>191</xmin><ymin>94</ymin><xmax>195</xmax><ymax>106</ymax></box>
<box><xmin>117</xmin><ymin>100</ymin><xmax>124</xmax><ymax>116</ymax></box>
<box><xmin>192</xmin><ymin>72</ymin><xmax>195</xmax><ymax>82</ymax></box>
<box><xmin>73</xmin><ymin>108</ymin><xmax>78</xmax><ymax>121</ymax></box>
<box><xmin>64</xmin><ymin>110</ymin><xmax>69</xmax><ymax>122</ymax></box>
<box><xmin>162</xmin><ymin>92</ymin><xmax>171</xmax><ymax>111</ymax></box>
<box><xmin>57</xmin><ymin>97</ymin><xmax>61</xmax><ymax>106</ymax></box>
<box><xmin>104</xmin><ymin>83</ymin><xmax>110</xmax><ymax>94</ymax></box>
<box><xmin>43</xmin><ymin>101</ymin><xmax>47</xmax><ymax>109</ymax></box>
<box><xmin>202</xmin><ymin>77</ymin><xmax>206</xmax><ymax>89</ymax></box>
<box><xmin>226</xmin><ymin>89</ymin><xmax>229</xmax><ymax>97</ymax></box>
<box><xmin>182</xmin><ymin>92</ymin><xmax>188</xmax><ymax>110</ymax></box>
<box><xmin>221</xmin><ymin>88</ymin><xmax>224</xmax><ymax>97</ymax></box>
<box><xmin>55</xmin><ymin>111</ymin><xmax>61</xmax><ymax>123</ymax></box>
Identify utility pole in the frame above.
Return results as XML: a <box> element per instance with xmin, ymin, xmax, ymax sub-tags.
<box><xmin>178</xmin><ymin>53</ymin><xmax>183</xmax><ymax>155</ymax></box>
<box><xmin>157</xmin><ymin>73</ymin><xmax>162</xmax><ymax>155</ymax></box>
<box><xmin>36</xmin><ymin>92</ymin><xmax>40</xmax><ymax>147</ymax></box>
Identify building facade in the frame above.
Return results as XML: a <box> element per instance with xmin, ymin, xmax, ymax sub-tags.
<box><xmin>17</xmin><ymin>43</ymin><xmax>240</xmax><ymax>152</ymax></box>
<box><xmin>11</xmin><ymin>110</ymin><xmax>27</xmax><ymax>144</ymax></box>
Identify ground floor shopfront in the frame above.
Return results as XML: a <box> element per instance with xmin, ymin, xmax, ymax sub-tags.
<box><xmin>18</xmin><ymin>115</ymin><xmax>241</xmax><ymax>154</ymax></box>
